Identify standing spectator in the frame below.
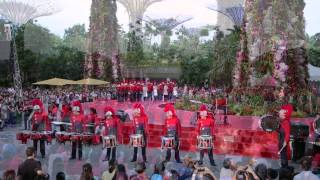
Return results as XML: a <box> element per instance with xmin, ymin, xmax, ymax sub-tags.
<box><xmin>17</xmin><ymin>147</ymin><xmax>44</xmax><ymax>180</ymax></box>
<box><xmin>80</xmin><ymin>163</ymin><xmax>94</xmax><ymax>180</ymax></box>
<box><xmin>130</xmin><ymin>161</ymin><xmax>148</xmax><ymax>180</ymax></box>
<box><xmin>151</xmin><ymin>162</ymin><xmax>165</xmax><ymax>180</ymax></box>
<box><xmin>115</xmin><ymin>164</ymin><xmax>128</xmax><ymax>180</ymax></box>
<box><xmin>219</xmin><ymin>158</ymin><xmax>234</xmax><ymax>180</ymax></box>
<box><xmin>293</xmin><ymin>157</ymin><xmax>319</xmax><ymax>180</ymax></box>
<box><xmin>56</xmin><ymin>172</ymin><xmax>66</xmax><ymax>180</ymax></box>
<box><xmin>3</xmin><ymin>169</ymin><xmax>16</xmax><ymax>180</ymax></box>
<box><xmin>102</xmin><ymin>159</ymin><xmax>117</xmax><ymax>180</ymax></box>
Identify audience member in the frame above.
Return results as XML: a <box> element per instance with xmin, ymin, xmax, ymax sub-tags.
<box><xmin>80</xmin><ymin>163</ymin><xmax>94</xmax><ymax>180</ymax></box>
<box><xmin>2</xmin><ymin>169</ymin><xmax>16</xmax><ymax>180</ymax></box>
<box><xmin>151</xmin><ymin>161</ymin><xmax>165</xmax><ymax>180</ymax></box>
<box><xmin>102</xmin><ymin>159</ymin><xmax>117</xmax><ymax>180</ymax></box>
<box><xmin>220</xmin><ymin>158</ymin><xmax>234</xmax><ymax>180</ymax></box>
<box><xmin>267</xmin><ymin>168</ymin><xmax>278</xmax><ymax>180</ymax></box>
<box><xmin>17</xmin><ymin>147</ymin><xmax>44</xmax><ymax>180</ymax></box>
<box><xmin>293</xmin><ymin>157</ymin><xmax>320</xmax><ymax>180</ymax></box>
<box><xmin>56</xmin><ymin>172</ymin><xmax>66</xmax><ymax>180</ymax></box>
<box><xmin>129</xmin><ymin>161</ymin><xmax>148</xmax><ymax>180</ymax></box>
<box><xmin>114</xmin><ymin>164</ymin><xmax>128</xmax><ymax>180</ymax></box>
<box><xmin>279</xmin><ymin>166</ymin><xmax>294</xmax><ymax>180</ymax></box>
<box><xmin>255</xmin><ymin>163</ymin><xmax>267</xmax><ymax>180</ymax></box>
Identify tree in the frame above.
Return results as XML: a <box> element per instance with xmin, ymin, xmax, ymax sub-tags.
<box><xmin>307</xmin><ymin>33</ymin><xmax>320</xmax><ymax>67</ymax></box>
<box><xmin>63</xmin><ymin>24</ymin><xmax>87</xmax><ymax>52</ymax></box>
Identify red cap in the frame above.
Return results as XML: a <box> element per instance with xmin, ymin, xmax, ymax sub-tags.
<box><xmin>32</xmin><ymin>99</ymin><xmax>44</xmax><ymax>111</ymax></box>
<box><xmin>199</xmin><ymin>105</ymin><xmax>207</xmax><ymax>112</ymax></box>
<box><xmin>104</xmin><ymin>106</ymin><xmax>115</xmax><ymax>115</ymax></box>
<box><xmin>164</xmin><ymin>103</ymin><xmax>176</xmax><ymax>116</ymax></box>
<box><xmin>72</xmin><ymin>100</ymin><xmax>83</xmax><ymax>113</ymax></box>
<box><xmin>133</xmin><ymin>103</ymin><xmax>146</xmax><ymax>116</ymax></box>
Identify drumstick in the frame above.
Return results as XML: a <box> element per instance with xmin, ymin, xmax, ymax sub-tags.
<box><xmin>278</xmin><ymin>143</ymin><xmax>286</xmax><ymax>155</ymax></box>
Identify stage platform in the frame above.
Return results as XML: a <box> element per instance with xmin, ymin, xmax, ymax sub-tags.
<box><xmin>83</xmin><ymin>100</ymin><xmax>315</xmax><ymax>159</ymax></box>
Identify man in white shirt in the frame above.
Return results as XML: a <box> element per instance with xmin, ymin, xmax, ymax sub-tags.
<box><xmin>293</xmin><ymin>157</ymin><xmax>320</xmax><ymax>180</ymax></box>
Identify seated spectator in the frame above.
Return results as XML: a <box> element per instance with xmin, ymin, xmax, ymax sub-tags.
<box><xmin>129</xmin><ymin>161</ymin><xmax>148</xmax><ymax>180</ymax></box>
<box><xmin>293</xmin><ymin>157</ymin><xmax>319</xmax><ymax>180</ymax></box>
<box><xmin>267</xmin><ymin>168</ymin><xmax>278</xmax><ymax>180</ymax></box>
<box><xmin>255</xmin><ymin>163</ymin><xmax>267</xmax><ymax>180</ymax></box>
<box><xmin>3</xmin><ymin>169</ymin><xmax>16</xmax><ymax>180</ymax></box>
<box><xmin>151</xmin><ymin>161</ymin><xmax>165</xmax><ymax>180</ymax></box>
<box><xmin>17</xmin><ymin>147</ymin><xmax>44</xmax><ymax>180</ymax></box>
<box><xmin>114</xmin><ymin>164</ymin><xmax>128</xmax><ymax>180</ymax></box>
<box><xmin>81</xmin><ymin>163</ymin><xmax>94</xmax><ymax>180</ymax></box>
<box><xmin>56</xmin><ymin>172</ymin><xmax>66</xmax><ymax>180</ymax></box>
<box><xmin>192</xmin><ymin>162</ymin><xmax>216</xmax><ymax>180</ymax></box>
<box><xmin>102</xmin><ymin>159</ymin><xmax>117</xmax><ymax>180</ymax></box>
<box><xmin>179</xmin><ymin>157</ymin><xmax>195</xmax><ymax>179</ymax></box>
<box><xmin>220</xmin><ymin>158</ymin><xmax>234</xmax><ymax>180</ymax></box>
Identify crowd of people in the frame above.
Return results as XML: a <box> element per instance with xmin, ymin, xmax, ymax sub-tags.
<box><xmin>2</xmin><ymin>146</ymin><xmax>319</xmax><ymax>180</ymax></box>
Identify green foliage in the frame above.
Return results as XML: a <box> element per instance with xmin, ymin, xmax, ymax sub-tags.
<box><xmin>126</xmin><ymin>31</ymin><xmax>144</xmax><ymax>65</ymax></box>
<box><xmin>63</xmin><ymin>24</ymin><xmax>87</xmax><ymax>52</ymax></box>
<box><xmin>308</xmin><ymin>33</ymin><xmax>320</xmax><ymax>67</ymax></box>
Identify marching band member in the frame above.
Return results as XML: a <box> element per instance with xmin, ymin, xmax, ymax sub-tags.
<box><xmin>278</xmin><ymin>104</ymin><xmax>293</xmax><ymax>167</ymax></box>
<box><xmin>131</xmin><ymin>103</ymin><xmax>148</xmax><ymax>162</ymax></box>
<box><xmin>87</xmin><ymin>107</ymin><xmax>98</xmax><ymax>133</ymax></box>
<box><xmin>196</xmin><ymin>105</ymin><xmax>216</xmax><ymax>166</ymax></box>
<box><xmin>163</xmin><ymin>103</ymin><xmax>182</xmax><ymax>163</ymax></box>
<box><xmin>29</xmin><ymin>99</ymin><xmax>50</xmax><ymax>158</ymax></box>
<box><xmin>101</xmin><ymin>106</ymin><xmax>121</xmax><ymax>161</ymax></box>
<box><xmin>69</xmin><ymin>101</ymin><xmax>86</xmax><ymax>160</ymax></box>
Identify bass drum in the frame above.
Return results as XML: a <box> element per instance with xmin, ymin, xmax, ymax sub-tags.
<box><xmin>260</xmin><ymin>115</ymin><xmax>280</xmax><ymax>132</ymax></box>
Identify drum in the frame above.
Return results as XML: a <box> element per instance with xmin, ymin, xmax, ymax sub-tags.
<box><xmin>40</xmin><ymin>131</ymin><xmax>53</xmax><ymax>143</ymax></box>
<box><xmin>103</xmin><ymin>135</ymin><xmax>117</xmax><ymax>148</ymax></box>
<box><xmin>161</xmin><ymin>136</ymin><xmax>175</xmax><ymax>149</ymax></box>
<box><xmin>82</xmin><ymin>133</ymin><xmax>93</xmax><ymax>145</ymax></box>
<box><xmin>16</xmin><ymin>131</ymin><xmax>32</xmax><ymax>144</ymax></box>
<box><xmin>260</xmin><ymin>115</ymin><xmax>280</xmax><ymax>132</ymax></box>
<box><xmin>55</xmin><ymin>132</ymin><xmax>72</xmax><ymax>143</ymax></box>
<box><xmin>197</xmin><ymin>135</ymin><xmax>213</xmax><ymax>149</ymax></box>
<box><xmin>130</xmin><ymin>134</ymin><xmax>144</xmax><ymax>147</ymax></box>
<box><xmin>70</xmin><ymin>133</ymin><xmax>82</xmax><ymax>142</ymax></box>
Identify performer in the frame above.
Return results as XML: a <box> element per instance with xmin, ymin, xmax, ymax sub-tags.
<box><xmin>131</xmin><ymin>103</ymin><xmax>148</xmax><ymax>162</ymax></box>
<box><xmin>69</xmin><ymin>101</ymin><xmax>86</xmax><ymax>160</ymax></box>
<box><xmin>87</xmin><ymin>107</ymin><xmax>98</xmax><ymax>133</ymax></box>
<box><xmin>163</xmin><ymin>104</ymin><xmax>182</xmax><ymax>163</ymax></box>
<box><xmin>278</xmin><ymin>104</ymin><xmax>293</xmax><ymax>167</ymax></box>
<box><xmin>29</xmin><ymin>99</ymin><xmax>50</xmax><ymax>158</ymax></box>
<box><xmin>101</xmin><ymin>106</ymin><xmax>121</xmax><ymax>161</ymax></box>
<box><xmin>196</xmin><ymin>105</ymin><xmax>216</xmax><ymax>166</ymax></box>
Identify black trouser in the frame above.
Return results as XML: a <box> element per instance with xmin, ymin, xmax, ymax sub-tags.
<box><xmin>165</xmin><ymin>136</ymin><xmax>181</xmax><ymax>162</ymax></box>
<box><xmin>314</xmin><ymin>134</ymin><xmax>320</xmax><ymax>155</ymax></box>
<box><xmin>33</xmin><ymin>140</ymin><xmax>45</xmax><ymax>157</ymax></box>
<box><xmin>200</xmin><ymin>148</ymin><xmax>215</xmax><ymax>164</ymax></box>
<box><xmin>71</xmin><ymin>141</ymin><xmax>82</xmax><ymax>159</ymax></box>
<box><xmin>132</xmin><ymin>134</ymin><xmax>147</xmax><ymax>161</ymax></box>
<box><xmin>278</xmin><ymin>128</ymin><xmax>288</xmax><ymax>167</ymax></box>
<box><xmin>105</xmin><ymin>147</ymin><xmax>116</xmax><ymax>161</ymax></box>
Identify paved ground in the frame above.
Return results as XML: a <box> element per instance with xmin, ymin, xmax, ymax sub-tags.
<box><xmin>0</xmin><ymin>126</ymin><xmax>295</xmax><ymax>180</ymax></box>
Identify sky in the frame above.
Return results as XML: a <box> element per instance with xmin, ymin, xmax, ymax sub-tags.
<box><xmin>35</xmin><ymin>0</ymin><xmax>319</xmax><ymax>37</ymax></box>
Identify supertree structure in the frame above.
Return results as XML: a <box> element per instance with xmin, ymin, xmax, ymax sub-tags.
<box><xmin>0</xmin><ymin>0</ymin><xmax>59</xmax><ymax>102</ymax></box>
<box><xmin>117</xmin><ymin>0</ymin><xmax>163</xmax><ymax>34</ymax></box>
<box><xmin>207</xmin><ymin>4</ymin><xmax>244</xmax><ymax>28</ymax></box>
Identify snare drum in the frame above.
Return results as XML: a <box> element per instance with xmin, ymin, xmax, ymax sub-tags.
<box><xmin>82</xmin><ymin>133</ymin><xmax>93</xmax><ymax>145</ymax></box>
<box><xmin>130</xmin><ymin>134</ymin><xmax>144</xmax><ymax>147</ymax></box>
<box><xmin>70</xmin><ymin>133</ymin><xmax>82</xmax><ymax>142</ymax></box>
<box><xmin>197</xmin><ymin>135</ymin><xmax>213</xmax><ymax>149</ymax></box>
<box><xmin>16</xmin><ymin>131</ymin><xmax>32</xmax><ymax>144</ymax></box>
<box><xmin>103</xmin><ymin>135</ymin><xmax>117</xmax><ymax>148</ymax></box>
<box><xmin>161</xmin><ymin>136</ymin><xmax>175</xmax><ymax>149</ymax></box>
<box><xmin>55</xmin><ymin>132</ymin><xmax>72</xmax><ymax>143</ymax></box>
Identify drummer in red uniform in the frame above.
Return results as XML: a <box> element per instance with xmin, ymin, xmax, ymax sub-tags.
<box><xmin>86</xmin><ymin>107</ymin><xmax>98</xmax><ymax>133</ymax></box>
<box><xmin>131</xmin><ymin>103</ymin><xmax>148</xmax><ymax>162</ymax></box>
<box><xmin>100</xmin><ymin>106</ymin><xmax>122</xmax><ymax>161</ymax></box>
<box><xmin>29</xmin><ymin>99</ymin><xmax>50</xmax><ymax>158</ymax></box>
<box><xmin>69</xmin><ymin>101</ymin><xmax>86</xmax><ymax>160</ymax></box>
<box><xmin>163</xmin><ymin>103</ymin><xmax>182</xmax><ymax>163</ymax></box>
<box><xmin>278</xmin><ymin>104</ymin><xmax>293</xmax><ymax>167</ymax></box>
<box><xmin>196</xmin><ymin>105</ymin><xmax>216</xmax><ymax>166</ymax></box>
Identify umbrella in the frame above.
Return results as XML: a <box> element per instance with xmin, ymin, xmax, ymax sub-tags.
<box><xmin>33</xmin><ymin>78</ymin><xmax>76</xmax><ymax>86</ymax></box>
<box><xmin>74</xmin><ymin>78</ymin><xmax>109</xmax><ymax>85</ymax></box>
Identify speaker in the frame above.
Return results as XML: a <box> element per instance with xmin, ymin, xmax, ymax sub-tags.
<box><xmin>0</xmin><ymin>41</ymin><xmax>10</xmax><ymax>60</ymax></box>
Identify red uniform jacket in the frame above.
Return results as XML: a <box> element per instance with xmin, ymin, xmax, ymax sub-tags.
<box><xmin>280</xmin><ymin>104</ymin><xmax>293</xmax><ymax>159</ymax></box>
<box><xmin>87</xmin><ymin>113</ymin><xmax>99</xmax><ymax>125</ymax></box>
<box><xmin>104</xmin><ymin>117</ymin><xmax>122</xmax><ymax>138</ymax></box>
<box><xmin>70</xmin><ymin>114</ymin><xmax>86</xmax><ymax>132</ymax></box>
<box><xmin>32</xmin><ymin>112</ymin><xmax>50</xmax><ymax>131</ymax></box>
<box><xmin>132</xmin><ymin>115</ymin><xmax>149</xmax><ymax>134</ymax></box>
<box><xmin>163</xmin><ymin>116</ymin><xmax>181</xmax><ymax>137</ymax></box>
<box><xmin>197</xmin><ymin>117</ymin><xmax>215</xmax><ymax>136</ymax></box>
